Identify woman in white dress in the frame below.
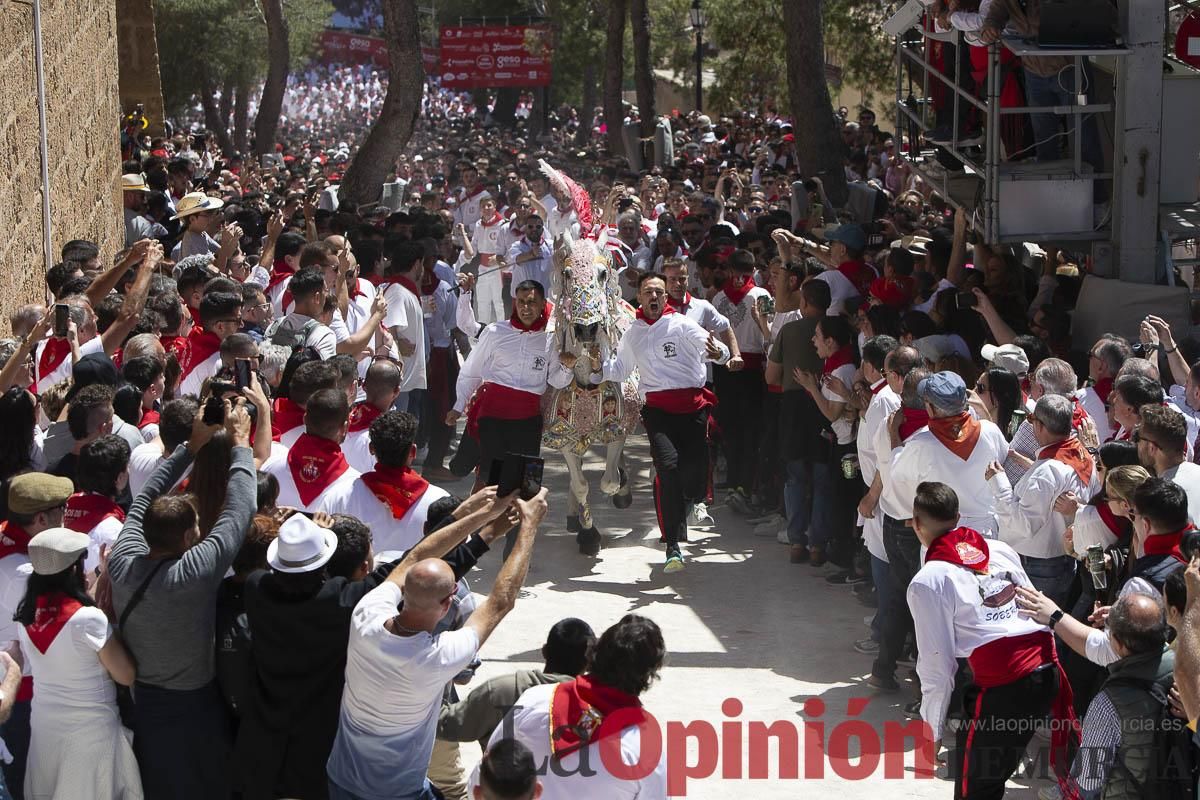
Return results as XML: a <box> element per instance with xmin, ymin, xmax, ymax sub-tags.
<box><xmin>16</xmin><ymin>528</ymin><xmax>140</xmax><ymax>800</ymax></box>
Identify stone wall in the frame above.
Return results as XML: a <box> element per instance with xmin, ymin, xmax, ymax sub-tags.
<box><xmin>0</xmin><ymin>0</ymin><xmax>123</xmax><ymax>327</ymax></box>
<box><xmin>116</xmin><ymin>0</ymin><xmax>165</xmax><ymax>136</ymax></box>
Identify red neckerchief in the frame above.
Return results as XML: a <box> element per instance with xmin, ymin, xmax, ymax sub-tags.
<box><xmin>25</xmin><ymin>593</ymin><xmax>84</xmax><ymax>655</ymax></box>
<box><xmin>1095</xmin><ymin>498</ymin><xmax>1128</xmax><ymax>539</ymax></box>
<box><xmin>837</xmin><ymin>260</ymin><xmax>873</xmax><ymax>296</ymax></box>
<box><xmin>350</xmin><ymin>278</ymin><xmax>367</xmax><ymax>300</ymax></box>
<box><xmin>266</xmin><ymin>257</ymin><xmax>294</xmax><ymax>291</ymax></box>
<box><xmin>924</xmin><ymin>526</ymin><xmax>990</xmax><ymax>572</ymax></box>
<box><xmin>1038</xmin><ymin>437</ymin><xmax>1094</xmax><ymax>485</ymax></box>
<box><xmin>139</xmin><ymin>408</ymin><xmax>161</xmax><ymax>429</ymax></box>
<box><xmin>286</xmin><ymin>433</ymin><xmax>350</xmax><ymax>506</ymax></box>
<box><xmin>462</xmin><ymin>184</ymin><xmax>485</xmax><ymax>200</ymax></box>
<box><xmin>822</xmin><ymin>345</ymin><xmax>854</xmax><ymax>376</ymax></box>
<box><xmin>511</xmin><ymin>301</ymin><xmax>553</xmax><ymax>332</ymax></box>
<box><xmin>179</xmin><ymin>326</ymin><xmax>221</xmax><ymax>379</ymax></box>
<box><xmin>1142</xmin><ymin>523</ymin><xmax>1194</xmax><ymax>562</ymax></box>
<box><xmin>899</xmin><ymin>408</ymin><xmax>930</xmax><ymax>441</ymax></box>
<box><xmin>63</xmin><ymin>492</ymin><xmax>126</xmax><ymax>533</ymax></box>
<box><xmin>420</xmin><ymin>271</ymin><xmax>439</xmax><ymax>297</ymax></box>
<box><xmin>347</xmin><ymin>401</ymin><xmax>384</xmax><ymax>433</ymax></box>
<box><xmin>870</xmin><ymin>379</ymin><xmax>887</xmax><ymax>395</ymax></box>
<box><xmin>360</xmin><ymin>464</ymin><xmax>430</xmax><ymax>520</ymax></box>
<box><xmin>721</xmin><ymin>273</ymin><xmax>756</xmax><ymax>307</ymax></box>
<box><xmin>272</xmin><ymin>397</ymin><xmax>306</xmax><ymax>440</ymax></box>
<box><xmin>395</xmin><ymin>275</ymin><xmax>420</xmax><ymax>297</ymax></box>
<box><xmin>480</xmin><ymin>213</ymin><xmax>502</xmax><ymax>227</ymax></box>
<box><xmin>37</xmin><ymin>338</ymin><xmax>70</xmax><ymax>382</ymax></box>
<box><xmin>0</xmin><ymin>521</ymin><xmax>32</xmax><ymax>561</ymax></box>
<box><xmin>1071</xmin><ymin>398</ymin><xmax>1089</xmax><ymax>432</ymax></box>
<box><xmin>665</xmin><ymin>293</ymin><xmax>692</xmax><ymax>312</ymax></box>
<box><xmin>1093</xmin><ymin>377</ymin><xmax>1114</xmax><ymax>405</ymax></box>
<box><xmin>549</xmin><ymin>674</ymin><xmax>649</xmax><ymax>760</ymax></box>
<box><xmin>160</xmin><ymin>335</ymin><xmax>188</xmax><ymax>363</ymax></box>
<box><xmin>635</xmin><ymin>303</ymin><xmax>676</xmax><ymax>326</ymax></box>
<box><xmin>927</xmin><ymin>411</ymin><xmax>982</xmax><ymax>461</ymax></box>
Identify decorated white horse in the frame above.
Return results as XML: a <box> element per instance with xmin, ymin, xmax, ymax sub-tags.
<box><xmin>541</xmin><ymin>224</ymin><xmax>641</xmax><ymax>555</ymax></box>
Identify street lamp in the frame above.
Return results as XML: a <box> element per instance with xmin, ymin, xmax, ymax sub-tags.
<box><xmin>689</xmin><ymin>0</ymin><xmax>706</xmax><ymax>112</ymax></box>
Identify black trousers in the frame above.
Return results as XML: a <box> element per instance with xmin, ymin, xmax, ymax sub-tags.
<box><xmin>756</xmin><ymin>391</ymin><xmax>783</xmax><ymax>509</ymax></box>
<box><xmin>643</xmin><ymin>406</ymin><xmax>710</xmax><ymax>548</ymax></box>
<box><xmin>872</xmin><ymin>515</ymin><xmax>923</xmax><ymax>681</ymax></box>
<box><xmin>952</xmin><ymin>665</ymin><xmax>1059</xmax><ymax>800</ymax></box>
<box><xmin>133</xmin><ymin>681</ymin><xmax>233</xmax><ymax>800</ymax></box>
<box><xmin>712</xmin><ymin>365</ymin><xmax>764</xmax><ymax>494</ymax></box>
<box><xmin>475</xmin><ymin>415</ymin><xmax>543</xmax><ymax>558</ymax></box>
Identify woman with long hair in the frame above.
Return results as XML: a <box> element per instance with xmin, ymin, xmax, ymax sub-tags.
<box><xmin>16</xmin><ymin>530</ymin><xmax>139</xmax><ymax>799</ymax></box>
<box><xmin>0</xmin><ymin>386</ymin><xmax>43</xmax><ymax>519</ymax></box>
<box><xmin>975</xmin><ymin>368</ymin><xmax>1024</xmax><ymax>440</ymax></box>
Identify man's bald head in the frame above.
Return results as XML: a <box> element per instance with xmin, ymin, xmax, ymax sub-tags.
<box><xmin>364</xmin><ymin>359</ymin><xmax>403</xmax><ymax>402</ymax></box>
<box><xmin>402</xmin><ymin>559</ymin><xmax>457</xmax><ymax>612</ymax></box>
<box><xmin>1108</xmin><ymin>590</ymin><xmax>1169</xmax><ymax>656</ymax></box>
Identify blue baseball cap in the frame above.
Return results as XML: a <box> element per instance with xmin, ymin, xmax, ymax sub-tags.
<box><xmin>917</xmin><ymin>371</ymin><xmax>967</xmax><ymax>410</ymax></box>
<box><xmin>824</xmin><ymin>223</ymin><xmax>867</xmax><ymax>252</ymax></box>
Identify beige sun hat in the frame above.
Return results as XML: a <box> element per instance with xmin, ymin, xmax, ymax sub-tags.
<box><xmin>171</xmin><ymin>192</ymin><xmax>224</xmax><ymax>221</ymax></box>
<box><xmin>121</xmin><ymin>173</ymin><xmax>150</xmax><ymax>193</ymax></box>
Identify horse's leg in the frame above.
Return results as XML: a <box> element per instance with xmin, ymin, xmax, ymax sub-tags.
<box><xmin>608</xmin><ymin>437</ymin><xmax>634</xmax><ymax>509</ymax></box>
<box><xmin>564</xmin><ymin>448</ymin><xmax>601</xmax><ymax>555</ymax></box>
<box><xmin>600</xmin><ymin>439</ymin><xmax>623</xmax><ymax>495</ymax></box>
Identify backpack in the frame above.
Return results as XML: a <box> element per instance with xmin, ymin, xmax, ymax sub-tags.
<box><xmin>265</xmin><ymin>317</ymin><xmax>319</xmax><ymax>353</ymax></box>
<box><xmin>1104</xmin><ymin>674</ymin><xmax>1197</xmax><ymax>800</ymax></box>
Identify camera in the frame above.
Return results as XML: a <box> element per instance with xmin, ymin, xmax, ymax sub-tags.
<box><xmin>955</xmin><ymin>292</ymin><xmax>978</xmax><ymax>310</ymax></box>
<box><xmin>53</xmin><ymin>304</ymin><xmax>69</xmax><ymax>338</ymax></box>
<box><xmin>1182</xmin><ymin>529</ymin><xmax>1200</xmax><ymax>562</ymax></box>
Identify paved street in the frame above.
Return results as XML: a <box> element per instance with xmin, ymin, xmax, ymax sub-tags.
<box><xmin>435</xmin><ymin>435</ymin><xmax>1048</xmax><ymax>798</ymax></box>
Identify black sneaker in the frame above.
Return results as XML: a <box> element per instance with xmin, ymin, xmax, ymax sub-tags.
<box><xmin>904</xmin><ymin>699</ymin><xmax>922</xmax><ymax>718</ymax></box>
<box><xmin>826</xmin><ymin>571</ymin><xmax>869</xmax><ymax>586</ymax></box>
<box><xmin>866</xmin><ymin>673</ymin><xmax>900</xmax><ymax>692</ymax></box>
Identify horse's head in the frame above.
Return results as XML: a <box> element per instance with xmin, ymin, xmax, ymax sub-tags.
<box><xmin>553</xmin><ymin>228</ymin><xmax>613</xmax><ymax>331</ymax></box>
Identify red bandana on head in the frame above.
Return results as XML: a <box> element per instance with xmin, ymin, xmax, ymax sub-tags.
<box><xmin>63</xmin><ymin>493</ymin><xmax>125</xmax><ymax>533</ymax></box>
<box><xmin>511</xmin><ymin>300</ymin><xmax>553</xmax><ymax>332</ymax></box>
<box><xmin>25</xmin><ymin>593</ymin><xmax>83</xmax><ymax>654</ymax></box>
<box><xmin>37</xmin><ymin>338</ymin><xmax>71</xmax><ymax>383</ymax></box>
<box><xmin>360</xmin><ymin>464</ymin><xmax>431</xmax><ymax>520</ymax></box>
<box><xmin>286</xmin><ymin>434</ymin><xmax>350</xmax><ymax>506</ymax></box>
<box><xmin>924</xmin><ymin>526</ymin><xmax>990</xmax><ymax>572</ymax></box>
<box><xmin>347</xmin><ymin>402</ymin><xmax>384</xmax><ymax>434</ymax></box>
<box><xmin>549</xmin><ymin>674</ymin><xmax>649</xmax><ymax>760</ymax></box>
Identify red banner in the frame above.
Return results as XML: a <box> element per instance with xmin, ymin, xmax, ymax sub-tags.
<box><xmin>438</xmin><ymin>25</ymin><xmax>552</xmax><ymax>89</ymax></box>
<box><xmin>319</xmin><ymin>31</ymin><xmax>438</xmax><ymax>72</ymax></box>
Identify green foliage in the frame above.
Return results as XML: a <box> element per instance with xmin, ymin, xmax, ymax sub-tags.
<box><xmin>648</xmin><ymin>0</ymin><xmax>894</xmax><ymax>114</ymax></box>
<box><xmin>155</xmin><ymin>0</ymin><xmax>332</xmax><ymax>115</ymax></box>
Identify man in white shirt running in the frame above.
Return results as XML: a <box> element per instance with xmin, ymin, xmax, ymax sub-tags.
<box><xmin>325</xmin><ymin>484</ymin><xmax>548</xmax><ymax>800</ymax></box>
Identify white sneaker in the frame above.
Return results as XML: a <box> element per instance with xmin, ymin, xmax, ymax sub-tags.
<box><xmin>747</xmin><ymin>511</ymin><xmax>782</xmax><ymax>526</ymax></box>
<box><xmin>863</xmin><ymin>615</ymin><xmax>874</xmax><ymax>626</ymax></box>
<box><xmin>753</xmin><ymin>514</ymin><xmax>785</xmax><ymax>535</ymax></box>
<box><xmin>688</xmin><ymin>503</ymin><xmax>713</xmax><ymax>525</ymax></box>
<box><xmin>776</xmin><ymin>529</ymin><xmax>790</xmax><ymax>545</ymax></box>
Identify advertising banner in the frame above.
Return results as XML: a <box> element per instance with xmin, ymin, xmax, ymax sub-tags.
<box><xmin>438</xmin><ymin>25</ymin><xmax>552</xmax><ymax>89</ymax></box>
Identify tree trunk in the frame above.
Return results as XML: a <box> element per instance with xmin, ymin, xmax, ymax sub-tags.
<box><xmin>602</xmin><ymin>0</ymin><xmax>627</xmax><ymax>157</ymax></box>
<box><xmin>219</xmin><ymin>77</ymin><xmax>234</xmax><ymax>137</ymax></box>
<box><xmin>338</xmin><ymin>0</ymin><xmax>424</xmax><ymax>207</ymax></box>
<box><xmin>492</xmin><ymin>88</ymin><xmax>519</xmax><ymax>128</ymax></box>
<box><xmin>629</xmin><ymin>0</ymin><xmax>656</xmax><ymax>142</ymax></box>
<box><xmin>233</xmin><ymin>80</ymin><xmax>250</xmax><ymax>155</ymax></box>
<box><xmin>254</xmin><ymin>0</ymin><xmax>290</xmax><ymax>157</ymax></box>
<box><xmin>199</xmin><ymin>69</ymin><xmax>235</xmax><ymax>156</ymax></box>
<box><xmin>781</xmin><ymin>0</ymin><xmax>848</xmax><ymax>207</ymax></box>
<box><xmin>577</xmin><ymin>60</ymin><xmax>596</xmax><ymax>147</ymax></box>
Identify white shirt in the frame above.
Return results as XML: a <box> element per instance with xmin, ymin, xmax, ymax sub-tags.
<box><xmin>1161</xmin><ymin>461</ymin><xmax>1200</xmax><ymax>525</ymax></box>
<box><xmin>989</xmin><ymin>440</ymin><xmax>1098</xmax><ymax>559</ymax></box>
<box><xmin>823</xmin><ymin>363</ymin><xmax>858</xmax><ymax>445</ymax></box>
<box><xmin>912</xmin><ymin>278</ymin><xmax>956</xmax><ymax>315</ymax></box>
<box><xmin>0</xmin><ymin>554</ymin><xmax>30</xmax><ymax>651</ymax></box>
<box><xmin>380</xmin><ymin>282</ymin><xmax>427</xmax><ymax>391</ymax></box>
<box><xmin>471</xmin><ymin>682</ymin><xmax>668</xmax><ymax>800</ymax></box>
<box><xmin>889</xmin><ymin>420</ymin><xmax>1010</xmax><ymax>534</ymax></box>
<box><xmin>76</xmin><ymin>516</ymin><xmax>123</xmax><ymax>575</ymax></box>
<box><xmin>860</xmin><ymin>383</ymin><xmax>902</xmax><ymax>561</ymax></box>
<box><xmin>128</xmin><ymin>441</ymin><xmax>190</xmax><ymax>497</ymax></box>
<box><xmin>1070</xmin><ymin>502</ymin><xmax>1121</xmax><ymax>557</ymax></box>
<box><xmin>712</xmin><ymin>285</ymin><xmax>770</xmax><ymax>356</ymax></box>
<box><xmin>34</xmin><ymin>337</ymin><xmax>104</xmax><ymax>394</ymax></box>
<box><xmin>453</xmin><ymin>188</ymin><xmax>486</xmax><ymax>228</ymax></box>
<box><xmin>344</xmin><ymin>279</ymin><xmax>378</xmax><ymax>335</ymax></box>
<box><xmin>319</xmin><ymin>478</ymin><xmax>449</xmax><ymax>555</ymax></box>
<box><xmin>506</xmin><ymin>237</ymin><xmax>553</xmax><ymax>296</ymax></box>
<box><xmin>262</xmin><ymin>444</ymin><xmax>361</xmax><ymax>512</ymax></box>
<box><xmin>177</xmin><ymin>350</ymin><xmax>221</xmax><ymax>398</ymax></box>
<box><xmin>602</xmin><ymin>313</ymin><xmax>729</xmax><ymax>398</ymax></box>
<box><xmin>453</xmin><ymin>321</ymin><xmax>572</xmax><ymax>414</ymax></box>
<box><xmin>470</xmin><ymin>216</ymin><xmax>507</xmax><ymax>260</ymax></box>
<box><xmin>266</xmin><ymin>275</ymin><xmax>292</xmax><ymax>318</ymax></box>
<box><xmin>908</xmin><ymin>537</ymin><xmax>1043</xmax><ymax>740</ymax></box>
<box><xmin>1078</xmin><ymin>385</ymin><xmax>1115</xmax><ymax>443</ymax></box>
<box><xmin>815</xmin><ymin>269</ymin><xmax>859</xmax><ymax>317</ymax></box>
<box><xmin>326</xmin><ymin>582</ymin><xmax>480</xmax><ymax>798</ymax></box>
<box><xmin>340</xmin><ymin>428</ymin><xmax>374</xmax><ymax>474</ymax></box>
<box><xmin>677</xmin><ymin>296</ymin><xmax>730</xmax><ymax>335</ymax></box>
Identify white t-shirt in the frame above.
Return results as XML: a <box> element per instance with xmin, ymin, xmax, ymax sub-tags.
<box><xmin>1162</xmin><ymin>461</ymin><xmax>1200</xmax><ymax>526</ymax></box>
<box><xmin>472</xmin><ymin>681</ymin><xmax>668</xmax><ymax>800</ymax></box>
<box><xmin>273</xmin><ymin>313</ymin><xmax>337</xmax><ymax>360</ymax></box>
<box><xmin>713</xmin><ymin>285</ymin><xmax>770</xmax><ymax>356</ymax></box>
<box><xmin>815</xmin><ymin>269</ymin><xmax>860</xmax><ymax>317</ymax></box>
<box><xmin>822</xmin><ymin>363</ymin><xmax>859</xmax><ymax>445</ymax></box>
<box><xmin>319</xmin><ymin>479</ymin><xmax>449</xmax><ymax>555</ymax></box>
<box><xmin>128</xmin><ymin>441</ymin><xmax>190</xmax><ymax>498</ymax></box>
<box><xmin>380</xmin><ymin>282</ymin><xmax>427</xmax><ymax>392</ymax></box>
<box><xmin>326</xmin><ymin>582</ymin><xmax>480</xmax><ymax>798</ymax></box>
<box><xmin>0</xmin><ymin>554</ymin><xmax>31</xmax><ymax>650</ymax></box>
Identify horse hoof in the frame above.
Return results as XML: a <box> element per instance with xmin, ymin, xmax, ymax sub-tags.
<box><xmin>612</xmin><ymin>489</ymin><xmax>633</xmax><ymax>509</ymax></box>
<box><xmin>566</xmin><ymin>515</ymin><xmax>581</xmax><ymax>533</ymax></box>
<box><xmin>578</xmin><ymin>528</ymin><xmax>602</xmax><ymax>556</ymax></box>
